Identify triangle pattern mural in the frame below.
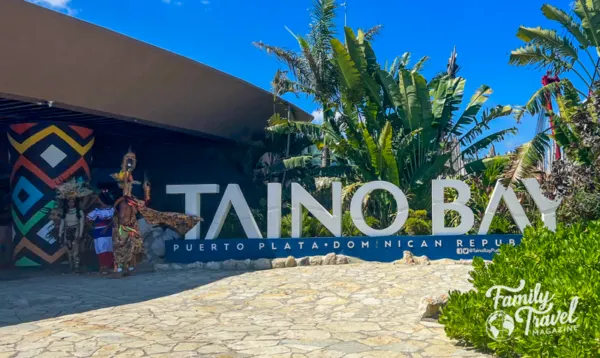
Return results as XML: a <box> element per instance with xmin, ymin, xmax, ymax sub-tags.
<box><xmin>8</xmin><ymin>123</ymin><xmax>94</xmax><ymax>266</ymax></box>
<box><xmin>14</xmin><ymin>256</ymin><xmax>40</xmax><ymax>267</ymax></box>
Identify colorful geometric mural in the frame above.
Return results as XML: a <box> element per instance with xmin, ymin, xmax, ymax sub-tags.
<box><xmin>8</xmin><ymin>123</ymin><xmax>94</xmax><ymax>266</ymax></box>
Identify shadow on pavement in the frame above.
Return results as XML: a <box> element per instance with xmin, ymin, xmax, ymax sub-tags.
<box><xmin>0</xmin><ymin>263</ymin><xmax>245</xmax><ymax>327</ymax></box>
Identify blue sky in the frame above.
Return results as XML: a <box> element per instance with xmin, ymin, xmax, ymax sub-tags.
<box><xmin>32</xmin><ymin>0</ymin><xmax>574</xmax><ymax>153</ymax></box>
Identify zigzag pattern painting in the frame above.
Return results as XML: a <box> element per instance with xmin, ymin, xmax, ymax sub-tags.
<box><xmin>8</xmin><ymin>123</ymin><xmax>94</xmax><ymax>266</ymax></box>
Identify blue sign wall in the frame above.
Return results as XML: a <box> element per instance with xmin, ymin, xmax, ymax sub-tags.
<box><xmin>165</xmin><ymin>235</ymin><xmax>522</xmax><ymax>263</ymax></box>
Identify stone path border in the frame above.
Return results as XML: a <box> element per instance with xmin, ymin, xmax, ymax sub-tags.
<box><xmin>155</xmin><ymin>251</ymin><xmax>478</xmax><ymax>273</ymax></box>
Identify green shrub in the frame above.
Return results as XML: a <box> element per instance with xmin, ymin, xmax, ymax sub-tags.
<box><xmin>403</xmin><ymin>209</ymin><xmax>431</xmax><ymax>235</ymax></box>
<box><xmin>218</xmin><ymin>207</ymin><xmax>266</xmax><ymax>238</ymax></box>
<box><xmin>281</xmin><ymin>211</ymin><xmax>330</xmax><ymax>237</ymax></box>
<box><xmin>487</xmin><ymin>215</ymin><xmax>519</xmax><ymax>235</ymax></box>
<box><xmin>558</xmin><ymin>190</ymin><xmax>600</xmax><ymax>223</ymax></box>
<box><xmin>341</xmin><ymin>212</ymin><xmax>379</xmax><ymax>237</ymax></box>
<box><xmin>439</xmin><ymin>222</ymin><xmax>600</xmax><ymax>357</ymax></box>
<box><xmin>280</xmin><ymin>211</ymin><xmax>378</xmax><ymax>237</ymax></box>
<box><xmin>410</xmin><ymin>209</ymin><xmax>429</xmax><ymax>221</ymax></box>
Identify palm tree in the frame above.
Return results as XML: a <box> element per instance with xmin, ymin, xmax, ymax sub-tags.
<box><xmin>507</xmin><ymin>0</ymin><xmax>600</xmax><ymax>181</ymax></box>
<box><xmin>510</xmin><ymin>1</ymin><xmax>600</xmax><ymax>97</ymax></box>
<box><xmin>254</xmin><ymin>0</ymin><xmax>339</xmax><ymax>168</ymax></box>
<box><xmin>254</xmin><ymin>0</ymin><xmax>384</xmax><ymax>169</ymax></box>
<box><xmin>270</xmin><ymin>27</ymin><xmax>516</xmax><ymax>214</ymax></box>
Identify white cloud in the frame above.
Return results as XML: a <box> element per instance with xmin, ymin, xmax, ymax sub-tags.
<box><xmin>311</xmin><ymin>109</ymin><xmax>342</xmax><ymax>124</ymax></box>
<box><xmin>164</xmin><ymin>0</ymin><xmax>205</xmax><ymax>5</ymax></box>
<box><xmin>162</xmin><ymin>0</ymin><xmax>185</xmax><ymax>5</ymax></box>
<box><xmin>29</xmin><ymin>0</ymin><xmax>75</xmax><ymax>14</ymax></box>
<box><xmin>33</xmin><ymin>0</ymin><xmax>71</xmax><ymax>7</ymax></box>
<box><xmin>311</xmin><ymin>109</ymin><xmax>324</xmax><ymax>124</ymax></box>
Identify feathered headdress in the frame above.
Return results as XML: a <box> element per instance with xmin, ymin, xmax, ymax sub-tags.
<box><xmin>120</xmin><ymin>148</ymin><xmax>137</xmax><ymax>173</ymax></box>
<box><xmin>56</xmin><ymin>178</ymin><xmax>93</xmax><ymax>200</ymax></box>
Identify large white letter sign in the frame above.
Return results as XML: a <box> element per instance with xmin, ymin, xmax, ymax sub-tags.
<box><xmin>267</xmin><ymin>183</ymin><xmax>282</xmax><ymax>238</ymax></box>
<box><xmin>522</xmin><ymin>178</ymin><xmax>562</xmax><ymax>231</ymax></box>
<box><xmin>166</xmin><ymin>184</ymin><xmax>219</xmax><ymax>239</ymax></box>
<box><xmin>350</xmin><ymin>181</ymin><xmax>409</xmax><ymax>236</ymax></box>
<box><xmin>432</xmin><ymin>179</ymin><xmax>475</xmax><ymax>235</ymax></box>
<box><xmin>478</xmin><ymin>181</ymin><xmax>530</xmax><ymax>234</ymax></box>
<box><xmin>291</xmin><ymin>182</ymin><xmax>342</xmax><ymax>238</ymax></box>
<box><xmin>205</xmin><ymin>184</ymin><xmax>263</xmax><ymax>240</ymax></box>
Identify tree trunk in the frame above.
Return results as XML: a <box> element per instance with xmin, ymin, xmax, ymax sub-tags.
<box><xmin>321</xmin><ymin>105</ymin><xmax>332</xmax><ymax>168</ymax></box>
<box><xmin>321</xmin><ymin>145</ymin><xmax>330</xmax><ymax>168</ymax></box>
<box><xmin>281</xmin><ymin>132</ymin><xmax>291</xmax><ymax>185</ymax></box>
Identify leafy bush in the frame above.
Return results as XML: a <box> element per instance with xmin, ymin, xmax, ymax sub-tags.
<box><xmin>542</xmin><ymin>89</ymin><xmax>600</xmax><ymax>223</ymax></box>
<box><xmin>439</xmin><ymin>222</ymin><xmax>600</xmax><ymax>357</ymax></box>
<box><xmin>280</xmin><ymin>211</ymin><xmax>379</xmax><ymax>237</ymax></box>
<box><xmin>281</xmin><ymin>211</ymin><xmax>331</xmax><ymax>237</ymax></box>
<box><xmin>487</xmin><ymin>215</ymin><xmax>520</xmax><ymax>235</ymax></box>
<box><xmin>402</xmin><ymin>210</ymin><xmax>431</xmax><ymax>235</ymax></box>
<box><xmin>217</xmin><ymin>207</ymin><xmax>266</xmax><ymax>239</ymax></box>
<box><xmin>341</xmin><ymin>212</ymin><xmax>380</xmax><ymax>237</ymax></box>
<box><xmin>557</xmin><ymin>190</ymin><xmax>600</xmax><ymax>224</ymax></box>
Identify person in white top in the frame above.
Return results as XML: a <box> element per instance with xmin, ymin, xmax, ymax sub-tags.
<box><xmin>86</xmin><ymin>189</ymin><xmax>116</xmax><ymax>274</ymax></box>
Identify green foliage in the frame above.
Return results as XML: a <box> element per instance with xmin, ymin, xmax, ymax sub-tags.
<box><xmin>256</xmin><ymin>4</ymin><xmax>519</xmax><ymax>228</ymax></box>
<box><xmin>504</xmin><ymin>132</ymin><xmax>550</xmax><ymax>184</ymax></box>
<box><xmin>410</xmin><ymin>209</ymin><xmax>428</xmax><ymax>220</ymax></box>
<box><xmin>280</xmin><ymin>211</ymin><xmax>378</xmax><ymax>237</ymax></box>
<box><xmin>556</xmin><ymin>184</ymin><xmax>600</xmax><ymax>223</ymax></box>
<box><xmin>487</xmin><ymin>215</ymin><xmax>520</xmax><ymax>235</ymax></box>
<box><xmin>217</xmin><ymin>207</ymin><xmax>267</xmax><ymax>239</ymax></box>
<box><xmin>544</xmin><ymin>88</ymin><xmax>600</xmax><ymax>223</ymax></box>
<box><xmin>342</xmin><ymin>212</ymin><xmax>379</xmax><ymax>237</ymax></box>
<box><xmin>443</xmin><ymin>164</ymin><xmax>541</xmax><ymax>234</ymax></box>
<box><xmin>266</xmin><ymin>28</ymin><xmax>515</xmax><ymax>212</ymax></box>
<box><xmin>510</xmin><ymin>0</ymin><xmax>599</xmax><ymax>95</ymax></box>
<box><xmin>507</xmin><ymin>0</ymin><xmax>600</xmax><ymax>175</ymax></box>
<box><xmin>440</xmin><ymin>222</ymin><xmax>600</xmax><ymax>357</ymax></box>
<box><xmin>281</xmin><ymin>211</ymin><xmax>331</xmax><ymax>237</ymax></box>
<box><xmin>402</xmin><ymin>210</ymin><xmax>431</xmax><ymax>235</ymax></box>
<box><xmin>253</xmin><ymin>0</ymin><xmax>339</xmax><ymax>106</ymax></box>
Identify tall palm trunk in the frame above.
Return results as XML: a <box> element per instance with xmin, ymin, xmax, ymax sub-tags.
<box><xmin>321</xmin><ymin>146</ymin><xmax>330</xmax><ymax>167</ymax></box>
<box><xmin>320</xmin><ymin>106</ymin><xmax>332</xmax><ymax>168</ymax></box>
<box><xmin>282</xmin><ymin>104</ymin><xmax>292</xmax><ymax>185</ymax></box>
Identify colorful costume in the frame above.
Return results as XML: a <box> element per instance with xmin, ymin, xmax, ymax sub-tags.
<box><xmin>59</xmin><ymin>208</ymin><xmax>84</xmax><ymax>271</ymax></box>
<box><xmin>111</xmin><ymin>150</ymin><xmax>201</xmax><ymax>276</ymax></box>
<box><xmin>56</xmin><ymin>179</ymin><xmax>93</xmax><ymax>273</ymax></box>
<box><xmin>113</xmin><ymin>196</ymin><xmax>142</xmax><ymax>273</ymax></box>
<box><xmin>86</xmin><ymin>207</ymin><xmax>115</xmax><ymax>270</ymax></box>
<box><xmin>110</xmin><ymin>150</ymin><xmax>140</xmax><ymax>198</ymax></box>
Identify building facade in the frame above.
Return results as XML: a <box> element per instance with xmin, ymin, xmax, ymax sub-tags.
<box><xmin>0</xmin><ymin>0</ymin><xmax>310</xmax><ymax>268</ymax></box>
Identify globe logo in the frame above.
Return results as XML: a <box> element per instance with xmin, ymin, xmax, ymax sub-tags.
<box><xmin>486</xmin><ymin>310</ymin><xmax>515</xmax><ymax>341</ymax></box>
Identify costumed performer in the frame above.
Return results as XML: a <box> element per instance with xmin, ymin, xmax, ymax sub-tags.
<box><xmin>86</xmin><ymin>189</ymin><xmax>116</xmax><ymax>274</ymax></box>
<box><xmin>111</xmin><ymin>149</ymin><xmax>202</xmax><ymax>277</ymax></box>
<box><xmin>56</xmin><ymin>178</ymin><xmax>93</xmax><ymax>273</ymax></box>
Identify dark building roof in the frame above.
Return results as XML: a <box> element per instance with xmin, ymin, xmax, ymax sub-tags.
<box><xmin>0</xmin><ymin>0</ymin><xmax>311</xmax><ymax>141</ymax></box>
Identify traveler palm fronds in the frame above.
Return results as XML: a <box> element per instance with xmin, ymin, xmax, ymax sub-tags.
<box><xmin>269</xmin><ymin>27</ymin><xmax>516</xmax><ymax>207</ymax></box>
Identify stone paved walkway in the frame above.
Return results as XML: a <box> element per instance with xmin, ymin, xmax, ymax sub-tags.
<box><xmin>0</xmin><ymin>263</ymin><xmax>490</xmax><ymax>357</ymax></box>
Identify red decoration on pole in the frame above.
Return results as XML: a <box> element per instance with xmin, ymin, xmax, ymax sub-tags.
<box><xmin>541</xmin><ymin>72</ymin><xmax>561</xmax><ymax>161</ymax></box>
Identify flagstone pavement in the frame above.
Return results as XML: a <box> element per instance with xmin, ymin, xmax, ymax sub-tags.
<box><xmin>0</xmin><ymin>263</ymin><xmax>491</xmax><ymax>358</ymax></box>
